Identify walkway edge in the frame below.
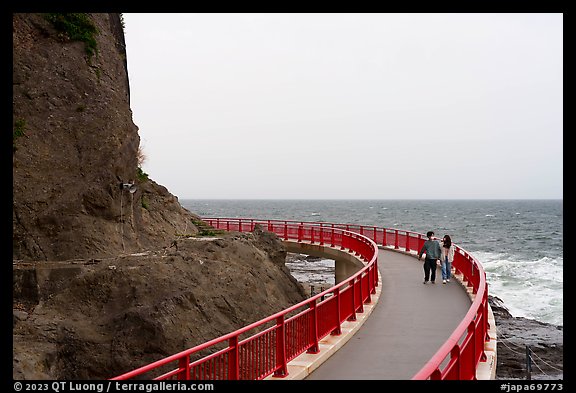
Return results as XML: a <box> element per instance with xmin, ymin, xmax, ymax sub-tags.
<box><xmin>453</xmin><ymin>270</ymin><xmax>498</xmax><ymax>380</ymax></box>
<box><xmin>265</xmin><ymin>270</ymin><xmax>383</xmax><ymax>380</ymax></box>
<box><xmin>377</xmin><ymin>246</ymin><xmax>498</xmax><ymax>380</ymax></box>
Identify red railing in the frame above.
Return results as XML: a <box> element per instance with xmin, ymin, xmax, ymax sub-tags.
<box><xmin>110</xmin><ymin>219</ymin><xmax>379</xmax><ymax>380</ymax></box>
<box><xmin>411</xmin><ymin>244</ymin><xmax>489</xmax><ymax>380</ymax></box>
<box><xmin>110</xmin><ymin>217</ymin><xmax>489</xmax><ymax>380</ymax></box>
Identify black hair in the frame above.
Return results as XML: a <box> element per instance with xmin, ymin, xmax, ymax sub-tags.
<box><xmin>442</xmin><ymin>235</ymin><xmax>452</xmax><ymax>248</ymax></box>
<box><xmin>426</xmin><ymin>231</ymin><xmax>434</xmax><ymax>238</ymax></box>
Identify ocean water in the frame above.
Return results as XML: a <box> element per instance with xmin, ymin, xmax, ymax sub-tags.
<box><xmin>181</xmin><ymin>199</ymin><xmax>563</xmax><ymax>327</ymax></box>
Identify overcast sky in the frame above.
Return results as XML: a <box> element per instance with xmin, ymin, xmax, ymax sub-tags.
<box><xmin>122</xmin><ymin>13</ymin><xmax>563</xmax><ymax>200</ymax></box>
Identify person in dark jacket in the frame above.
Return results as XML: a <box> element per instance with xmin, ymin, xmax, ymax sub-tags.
<box><xmin>418</xmin><ymin>231</ymin><xmax>441</xmax><ymax>284</ymax></box>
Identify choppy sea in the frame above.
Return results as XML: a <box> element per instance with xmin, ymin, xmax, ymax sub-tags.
<box><xmin>181</xmin><ymin>199</ymin><xmax>563</xmax><ymax>327</ymax></box>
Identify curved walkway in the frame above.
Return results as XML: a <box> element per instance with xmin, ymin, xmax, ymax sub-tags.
<box><xmin>305</xmin><ymin>247</ymin><xmax>472</xmax><ymax>380</ymax></box>
<box><xmin>110</xmin><ymin>219</ymin><xmax>494</xmax><ymax>380</ymax></box>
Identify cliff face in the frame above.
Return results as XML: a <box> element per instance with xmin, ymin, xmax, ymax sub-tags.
<box><xmin>13</xmin><ymin>231</ymin><xmax>307</xmax><ymax>379</ymax></box>
<box><xmin>13</xmin><ymin>13</ymin><xmax>197</xmax><ymax>261</ymax></box>
<box><xmin>12</xmin><ymin>13</ymin><xmax>308</xmax><ymax>380</ymax></box>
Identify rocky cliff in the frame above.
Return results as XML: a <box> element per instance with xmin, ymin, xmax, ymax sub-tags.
<box><xmin>13</xmin><ymin>13</ymin><xmax>197</xmax><ymax>261</ymax></box>
<box><xmin>13</xmin><ymin>231</ymin><xmax>306</xmax><ymax>379</ymax></box>
<box><xmin>12</xmin><ymin>13</ymin><xmax>307</xmax><ymax>379</ymax></box>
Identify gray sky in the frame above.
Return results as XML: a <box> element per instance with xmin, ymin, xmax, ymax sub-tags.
<box><xmin>122</xmin><ymin>13</ymin><xmax>563</xmax><ymax>200</ymax></box>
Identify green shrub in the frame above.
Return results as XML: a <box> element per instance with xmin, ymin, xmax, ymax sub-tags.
<box><xmin>141</xmin><ymin>195</ymin><xmax>149</xmax><ymax>210</ymax></box>
<box><xmin>195</xmin><ymin>229</ymin><xmax>226</xmax><ymax>237</ymax></box>
<box><xmin>13</xmin><ymin>119</ymin><xmax>26</xmax><ymax>152</ymax></box>
<box><xmin>189</xmin><ymin>218</ymin><xmax>226</xmax><ymax>237</ymax></box>
<box><xmin>44</xmin><ymin>13</ymin><xmax>99</xmax><ymax>58</ymax></box>
<box><xmin>136</xmin><ymin>167</ymin><xmax>149</xmax><ymax>182</ymax></box>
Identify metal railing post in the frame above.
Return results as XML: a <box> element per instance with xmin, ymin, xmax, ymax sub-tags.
<box><xmin>451</xmin><ymin>346</ymin><xmax>461</xmax><ymax>380</ymax></box>
<box><xmin>307</xmin><ymin>301</ymin><xmax>320</xmax><ymax>354</ymax></box>
<box><xmin>372</xmin><ymin>259</ymin><xmax>379</xmax><ymax>291</ymax></box>
<box><xmin>274</xmin><ymin>316</ymin><xmax>288</xmax><ymax>377</ymax></box>
<box><xmin>177</xmin><ymin>355</ymin><xmax>190</xmax><ymax>380</ymax></box>
<box><xmin>348</xmin><ymin>279</ymin><xmax>357</xmax><ymax>321</ymax></box>
<box><xmin>484</xmin><ymin>283</ymin><xmax>491</xmax><ymax>342</ymax></box>
<box><xmin>331</xmin><ymin>287</ymin><xmax>341</xmax><ymax>335</ymax></box>
<box><xmin>526</xmin><ymin>345</ymin><xmax>532</xmax><ymax>380</ymax></box>
<box><xmin>228</xmin><ymin>336</ymin><xmax>239</xmax><ymax>380</ymax></box>
<box><xmin>357</xmin><ymin>275</ymin><xmax>364</xmax><ymax>313</ymax></box>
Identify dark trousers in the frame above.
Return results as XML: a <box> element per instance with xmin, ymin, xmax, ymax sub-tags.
<box><xmin>423</xmin><ymin>258</ymin><xmax>437</xmax><ymax>282</ymax></box>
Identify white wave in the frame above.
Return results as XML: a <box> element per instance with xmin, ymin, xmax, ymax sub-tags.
<box><xmin>310</xmin><ymin>212</ymin><xmax>321</xmax><ymax>216</ymax></box>
<box><xmin>485</xmin><ymin>214</ymin><xmax>495</xmax><ymax>217</ymax></box>
<box><xmin>471</xmin><ymin>251</ymin><xmax>563</xmax><ymax>326</ymax></box>
<box><xmin>487</xmin><ymin>282</ymin><xmax>563</xmax><ymax>326</ymax></box>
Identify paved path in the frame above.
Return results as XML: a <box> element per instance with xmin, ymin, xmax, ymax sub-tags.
<box><xmin>305</xmin><ymin>248</ymin><xmax>472</xmax><ymax>380</ymax></box>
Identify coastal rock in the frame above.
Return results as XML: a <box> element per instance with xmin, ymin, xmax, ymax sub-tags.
<box><xmin>13</xmin><ymin>232</ymin><xmax>307</xmax><ymax>379</ymax></box>
<box><xmin>489</xmin><ymin>296</ymin><xmax>563</xmax><ymax>380</ymax></box>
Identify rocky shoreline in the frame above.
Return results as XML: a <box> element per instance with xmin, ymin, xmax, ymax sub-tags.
<box><xmin>489</xmin><ymin>295</ymin><xmax>563</xmax><ymax>380</ymax></box>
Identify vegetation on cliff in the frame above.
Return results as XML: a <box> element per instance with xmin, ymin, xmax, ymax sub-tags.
<box><xmin>44</xmin><ymin>13</ymin><xmax>98</xmax><ymax>58</ymax></box>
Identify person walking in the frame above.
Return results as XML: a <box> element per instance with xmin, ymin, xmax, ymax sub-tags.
<box><xmin>418</xmin><ymin>231</ymin><xmax>441</xmax><ymax>284</ymax></box>
<box><xmin>440</xmin><ymin>234</ymin><xmax>455</xmax><ymax>284</ymax></box>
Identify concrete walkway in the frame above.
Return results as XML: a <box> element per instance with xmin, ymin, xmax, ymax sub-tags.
<box><xmin>305</xmin><ymin>248</ymin><xmax>472</xmax><ymax>380</ymax></box>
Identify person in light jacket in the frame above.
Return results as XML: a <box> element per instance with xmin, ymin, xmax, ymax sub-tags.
<box><xmin>440</xmin><ymin>234</ymin><xmax>455</xmax><ymax>284</ymax></box>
